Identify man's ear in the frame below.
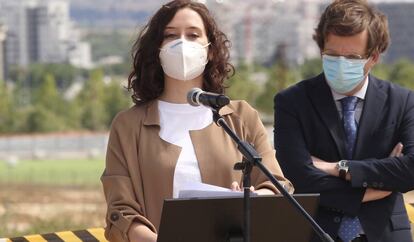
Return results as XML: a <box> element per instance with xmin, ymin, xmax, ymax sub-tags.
<box><xmin>370</xmin><ymin>51</ymin><xmax>380</xmax><ymax>64</ymax></box>
<box><xmin>365</xmin><ymin>51</ymin><xmax>380</xmax><ymax>72</ymax></box>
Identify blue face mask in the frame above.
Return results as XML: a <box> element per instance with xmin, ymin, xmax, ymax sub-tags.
<box><xmin>322</xmin><ymin>55</ymin><xmax>369</xmax><ymax>94</ymax></box>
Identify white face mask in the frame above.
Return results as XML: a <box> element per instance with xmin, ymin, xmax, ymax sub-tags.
<box><xmin>159</xmin><ymin>38</ymin><xmax>209</xmax><ymax>81</ymax></box>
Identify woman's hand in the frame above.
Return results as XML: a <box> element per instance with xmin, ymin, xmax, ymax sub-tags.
<box><xmin>128</xmin><ymin>222</ymin><xmax>157</xmax><ymax>242</ymax></box>
<box><xmin>231</xmin><ymin>181</ymin><xmax>275</xmax><ymax>195</ymax></box>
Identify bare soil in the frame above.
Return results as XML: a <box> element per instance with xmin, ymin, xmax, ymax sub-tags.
<box><xmin>0</xmin><ymin>184</ymin><xmax>106</xmax><ymax>237</ymax></box>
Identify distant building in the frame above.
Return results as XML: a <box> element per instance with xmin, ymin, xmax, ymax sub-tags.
<box><xmin>0</xmin><ymin>0</ymin><xmax>92</xmax><ymax>69</ymax></box>
<box><xmin>377</xmin><ymin>2</ymin><xmax>414</xmax><ymax>63</ymax></box>
<box><xmin>0</xmin><ymin>24</ymin><xmax>6</xmax><ymax>80</ymax></box>
<box><xmin>202</xmin><ymin>0</ymin><xmax>321</xmax><ymax>66</ymax></box>
<box><xmin>1</xmin><ymin>1</ymin><xmax>32</xmax><ymax>67</ymax></box>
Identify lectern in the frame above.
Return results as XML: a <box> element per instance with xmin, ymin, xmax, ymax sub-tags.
<box><xmin>157</xmin><ymin>194</ymin><xmax>319</xmax><ymax>242</ymax></box>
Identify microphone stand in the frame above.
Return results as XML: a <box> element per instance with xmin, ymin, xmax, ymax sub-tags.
<box><xmin>212</xmin><ymin>109</ymin><xmax>334</xmax><ymax>242</ymax></box>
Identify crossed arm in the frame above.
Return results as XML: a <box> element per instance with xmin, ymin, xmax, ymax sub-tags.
<box><xmin>312</xmin><ymin>143</ymin><xmax>403</xmax><ymax>202</ymax></box>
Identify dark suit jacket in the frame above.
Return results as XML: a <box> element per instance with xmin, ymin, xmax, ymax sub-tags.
<box><xmin>274</xmin><ymin>73</ymin><xmax>414</xmax><ymax>242</ymax></box>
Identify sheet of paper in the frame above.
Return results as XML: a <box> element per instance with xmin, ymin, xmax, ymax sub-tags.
<box><xmin>178</xmin><ymin>182</ymin><xmax>254</xmax><ymax>199</ymax></box>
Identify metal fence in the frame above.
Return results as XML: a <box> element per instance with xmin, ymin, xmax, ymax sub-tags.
<box><xmin>0</xmin><ymin>132</ymin><xmax>109</xmax><ymax>160</ymax></box>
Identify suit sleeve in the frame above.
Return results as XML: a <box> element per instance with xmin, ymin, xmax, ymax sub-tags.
<box><xmin>274</xmin><ymin>93</ymin><xmax>365</xmax><ymax>216</ymax></box>
<box><xmin>101</xmin><ymin>112</ymin><xmax>156</xmax><ymax>242</ymax></box>
<box><xmin>348</xmin><ymin>91</ymin><xmax>414</xmax><ymax>192</ymax></box>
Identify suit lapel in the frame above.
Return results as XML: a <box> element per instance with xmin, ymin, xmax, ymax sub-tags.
<box><xmin>307</xmin><ymin>74</ymin><xmax>347</xmax><ymax>159</ymax></box>
<box><xmin>354</xmin><ymin>76</ymin><xmax>387</xmax><ymax>158</ymax></box>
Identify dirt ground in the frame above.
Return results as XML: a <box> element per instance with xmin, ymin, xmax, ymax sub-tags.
<box><xmin>0</xmin><ymin>184</ymin><xmax>106</xmax><ymax>237</ymax></box>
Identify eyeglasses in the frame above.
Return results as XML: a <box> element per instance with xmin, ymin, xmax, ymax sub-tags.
<box><xmin>321</xmin><ymin>51</ymin><xmax>368</xmax><ymax>60</ymax></box>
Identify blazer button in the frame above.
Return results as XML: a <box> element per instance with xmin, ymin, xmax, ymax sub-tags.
<box><xmin>372</xmin><ymin>182</ymin><xmax>378</xmax><ymax>188</ymax></box>
<box><xmin>379</xmin><ymin>182</ymin><xmax>384</xmax><ymax>188</ymax></box>
<box><xmin>362</xmin><ymin>182</ymin><xmax>368</xmax><ymax>188</ymax></box>
<box><xmin>334</xmin><ymin>216</ymin><xmax>341</xmax><ymax>223</ymax></box>
<box><xmin>110</xmin><ymin>212</ymin><xmax>119</xmax><ymax>222</ymax></box>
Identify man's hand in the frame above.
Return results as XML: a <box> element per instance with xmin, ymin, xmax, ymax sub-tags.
<box><xmin>359</xmin><ymin>142</ymin><xmax>402</xmax><ymax>203</ymax></box>
<box><xmin>362</xmin><ymin>188</ymin><xmax>392</xmax><ymax>202</ymax></box>
<box><xmin>312</xmin><ymin>142</ymin><xmax>403</xmax><ymax>180</ymax></box>
<box><xmin>389</xmin><ymin>142</ymin><xmax>403</xmax><ymax>157</ymax></box>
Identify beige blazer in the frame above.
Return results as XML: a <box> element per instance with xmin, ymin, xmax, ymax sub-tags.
<box><xmin>101</xmin><ymin>100</ymin><xmax>293</xmax><ymax>241</ymax></box>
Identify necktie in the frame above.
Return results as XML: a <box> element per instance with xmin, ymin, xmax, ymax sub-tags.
<box><xmin>341</xmin><ymin>96</ymin><xmax>358</xmax><ymax>159</ymax></box>
<box><xmin>338</xmin><ymin>96</ymin><xmax>362</xmax><ymax>242</ymax></box>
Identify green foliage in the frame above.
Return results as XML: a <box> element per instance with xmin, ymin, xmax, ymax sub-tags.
<box><xmin>300</xmin><ymin>58</ymin><xmax>322</xmax><ymax>80</ymax></box>
<box><xmin>8</xmin><ymin>63</ymin><xmax>83</xmax><ymax>90</ymax></box>
<box><xmin>104</xmin><ymin>81</ymin><xmax>131</xmax><ymax>126</ymax></box>
<box><xmin>25</xmin><ymin>106</ymin><xmax>67</xmax><ymax>132</ymax></box>
<box><xmin>226</xmin><ymin>64</ymin><xmax>260</xmax><ymax>104</ymax></box>
<box><xmin>0</xmin><ymin>80</ymin><xmax>11</xmax><ymax>132</ymax></box>
<box><xmin>255</xmin><ymin>64</ymin><xmax>300</xmax><ymax>114</ymax></box>
<box><xmin>86</xmin><ymin>29</ymin><xmax>132</xmax><ymax>61</ymax></box>
<box><xmin>2</xmin><ymin>57</ymin><xmax>414</xmax><ymax>134</ymax></box>
<box><xmin>33</xmin><ymin>74</ymin><xmax>60</xmax><ymax>111</ymax></box>
<box><xmin>388</xmin><ymin>59</ymin><xmax>414</xmax><ymax>89</ymax></box>
<box><xmin>77</xmin><ymin>69</ymin><xmax>107</xmax><ymax>131</ymax></box>
<box><xmin>105</xmin><ymin>62</ymin><xmax>131</xmax><ymax>76</ymax></box>
<box><xmin>371</xmin><ymin>62</ymin><xmax>391</xmax><ymax>81</ymax></box>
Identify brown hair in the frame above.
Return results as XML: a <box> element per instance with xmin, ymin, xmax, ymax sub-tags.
<box><xmin>127</xmin><ymin>0</ymin><xmax>234</xmax><ymax>104</ymax></box>
<box><xmin>313</xmin><ymin>0</ymin><xmax>390</xmax><ymax>57</ymax></box>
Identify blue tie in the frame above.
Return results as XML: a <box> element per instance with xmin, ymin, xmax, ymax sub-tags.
<box><xmin>338</xmin><ymin>96</ymin><xmax>362</xmax><ymax>242</ymax></box>
<box><xmin>341</xmin><ymin>96</ymin><xmax>358</xmax><ymax>159</ymax></box>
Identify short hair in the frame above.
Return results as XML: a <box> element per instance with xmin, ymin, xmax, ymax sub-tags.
<box><xmin>128</xmin><ymin>0</ymin><xmax>234</xmax><ymax>104</ymax></box>
<box><xmin>313</xmin><ymin>0</ymin><xmax>390</xmax><ymax>57</ymax></box>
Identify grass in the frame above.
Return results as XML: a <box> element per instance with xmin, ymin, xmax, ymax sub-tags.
<box><xmin>0</xmin><ymin>158</ymin><xmax>105</xmax><ymax>187</ymax></box>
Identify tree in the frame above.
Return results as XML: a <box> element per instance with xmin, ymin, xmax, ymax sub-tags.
<box><xmin>27</xmin><ymin>73</ymin><xmax>67</xmax><ymax>132</ymax></box>
<box><xmin>300</xmin><ymin>58</ymin><xmax>322</xmax><ymax>80</ymax></box>
<box><xmin>33</xmin><ymin>74</ymin><xmax>61</xmax><ymax>112</ymax></box>
<box><xmin>0</xmin><ymin>79</ymin><xmax>11</xmax><ymax>132</ymax></box>
<box><xmin>226</xmin><ymin>64</ymin><xmax>260</xmax><ymax>105</ymax></box>
<box><xmin>371</xmin><ymin>62</ymin><xmax>391</xmax><ymax>81</ymax></box>
<box><xmin>25</xmin><ymin>106</ymin><xmax>66</xmax><ymax>132</ymax></box>
<box><xmin>388</xmin><ymin>59</ymin><xmax>414</xmax><ymax>90</ymax></box>
<box><xmin>77</xmin><ymin>69</ymin><xmax>107</xmax><ymax>130</ymax></box>
<box><xmin>104</xmin><ymin>80</ymin><xmax>131</xmax><ymax>126</ymax></box>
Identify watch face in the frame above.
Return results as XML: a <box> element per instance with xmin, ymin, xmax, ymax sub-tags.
<box><xmin>339</xmin><ymin>160</ymin><xmax>348</xmax><ymax>168</ymax></box>
<box><xmin>338</xmin><ymin>160</ymin><xmax>348</xmax><ymax>179</ymax></box>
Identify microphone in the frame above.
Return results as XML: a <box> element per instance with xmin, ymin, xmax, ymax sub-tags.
<box><xmin>187</xmin><ymin>88</ymin><xmax>230</xmax><ymax>109</ymax></box>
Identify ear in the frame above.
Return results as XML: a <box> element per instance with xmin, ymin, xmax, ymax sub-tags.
<box><xmin>370</xmin><ymin>51</ymin><xmax>380</xmax><ymax>64</ymax></box>
<box><xmin>207</xmin><ymin>47</ymin><xmax>213</xmax><ymax>61</ymax></box>
<box><xmin>365</xmin><ymin>51</ymin><xmax>380</xmax><ymax>73</ymax></box>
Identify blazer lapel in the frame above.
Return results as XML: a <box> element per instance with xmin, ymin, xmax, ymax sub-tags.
<box><xmin>354</xmin><ymin>76</ymin><xmax>387</xmax><ymax>158</ymax></box>
<box><xmin>307</xmin><ymin>74</ymin><xmax>347</xmax><ymax>159</ymax></box>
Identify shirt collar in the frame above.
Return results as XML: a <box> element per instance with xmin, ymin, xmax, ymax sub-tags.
<box><xmin>331</xmin><ymin>75</ymin><xmax>369</xmax><ymax>101</ymax></box>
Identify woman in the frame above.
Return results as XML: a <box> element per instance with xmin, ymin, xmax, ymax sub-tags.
<box><xmin>101</xmin><ymin>1</ymin><xmax>293</xmax><ymax>241</ymax></box>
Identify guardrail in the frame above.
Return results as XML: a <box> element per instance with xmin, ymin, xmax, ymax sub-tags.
<box><xmin>0</xmin><ymin>228</ymin><xmax>108</xmax><ymax>242</ymax></box>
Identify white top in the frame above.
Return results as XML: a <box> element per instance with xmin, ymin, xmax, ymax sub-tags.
<box><xmin>158</xmin><ymin>100</ymin><xmax>213</xmax><ymax>198</ymax></box>
<box><xmin>331</xmin><ymin>76</ymin><xmax>369</xmax><ymax>123</ymax></box>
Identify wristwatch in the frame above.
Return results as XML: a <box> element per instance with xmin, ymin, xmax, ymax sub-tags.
<box><xmin>337</xmin><ymin>160</ymin><xmax>349</xmax><ymax>179</ymax></box>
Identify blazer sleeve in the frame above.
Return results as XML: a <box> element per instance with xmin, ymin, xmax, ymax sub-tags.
<box><xmin>239</xmin><ymin>100</ymin><xmax>294</xmax><ymax>194</ymax></box>
<box><xmin>274</xmin><ymin>93</ymin><xmax>365</xmax><ymax>216</ymax></box>
<box><xmin>348</xmin><ymin>91</ymin><xmax>414</xmax><ymax>192</ymax></box>
<box><xmin>101</xmin><ymin>111</ymin><xmax>156</xmax><ymax>242</ymax></box>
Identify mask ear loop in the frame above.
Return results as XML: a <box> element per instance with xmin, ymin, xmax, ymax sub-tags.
<box><xmin>203</xmin><ymin>42</ymin><xmax>211</xmax><ymax>65</ymax></box>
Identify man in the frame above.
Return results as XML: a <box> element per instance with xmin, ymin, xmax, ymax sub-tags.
<box><xmin>274</xmin><ymin>0</ymin><xmax>414</xmax><ymax>241</ymax></box>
